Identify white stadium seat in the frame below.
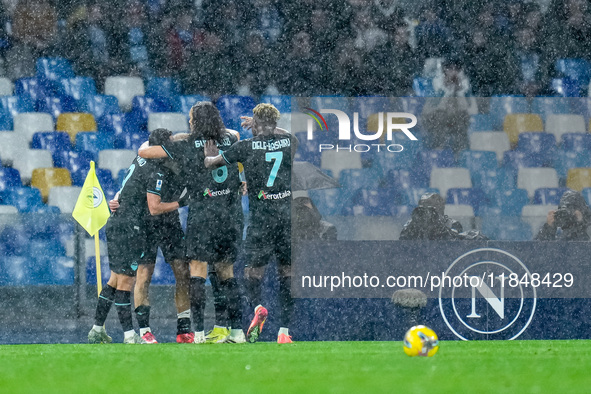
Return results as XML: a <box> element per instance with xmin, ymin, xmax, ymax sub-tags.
<box><xmin>517</xmin><ymin>168</ymin><xmax>559</xmax><ymax>198</ymax></box>
<box><xmin>469</xmin><ymin>131</ymin><xmax>510</xmax><ymax>162</ymax></box>
<box><xmin>0</xmin><ymin>77</ymin><xmax>13</xmax><ymax>96</ymax></box>
<box><xmin>14</xmin><ymin>112</ymin><xmax>55</xmax><ymax>142</ymax></box>
<box><xmin>444</xmin><ymin>204</ymin><xmax>475</xmax><ymax>218</ymax></box>
<box><xmin>320</xmin><ymin>150</ymin><xmax>362</xmax><ymax>179</ymax></box>
<box><xmin>0</xmin><ymin>131</ymin><xmax>28</xmax><ymax>165</ymax></box>
<box><xmin>98</xmin><ymin>149</ymin><xmax>137</xmax><ymax>178</ymax></box>
<box><xmin>104</xmin><ymin>76</ymin><xmax>145</xmax><ymax>112</ymax></box>
<box><xmin>12</xmin><ymin>149</ymin><xmax>53</xmax><ymax>183</ymax></box>
<box><xmin>546</xmin><ymin>114</ymin><xmax>586</xmax><ymax>141</ymax></box>
<box><xmin>0</xmin><ymin>205</ymin><xmax>18</xmax><ymax>214</ymax></box>
<box><xmin>47</xmin><ymin>186</ymin><xmax>82</xmax><ymax>214</ymax></box>
<box><xmin>148</xmin><ymin>113</ymin><xmax>189</xmax><ymax>133</ymax></box>
<box><xmin>522</xmin><ymin>204</ymin><xmax>557</xmax><ymax>236</ymax></box>
<box><xmin>430</xmin><ymin>168</ymin><xmax>472</xmax><ymax>197</ymax></box>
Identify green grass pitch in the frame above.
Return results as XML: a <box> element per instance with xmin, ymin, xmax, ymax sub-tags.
<box><xmin>1</xmin><ymin>341</ymin><xmax>590</xmax><ymax>393</ymax></box>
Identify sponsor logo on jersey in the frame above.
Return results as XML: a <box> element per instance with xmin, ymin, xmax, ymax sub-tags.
<box><xmin>203</xmin><ymin>188</ymin><xmax>231</xmax><ymax>197</ymax></box>
<box><xmin>258</xmin><ymin>190</ymin><xmax>291</xmax><ymax>200</ymax></box>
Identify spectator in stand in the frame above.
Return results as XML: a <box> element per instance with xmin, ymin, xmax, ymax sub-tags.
<box><xmin>6</xmin><ymin>0</ymin><xmax>59</xmax><ymax>79</ymax></box>
<box><xmin>350</xmin><ymin>7</ymin><xmax>387</xmax><ymax>53</ymax></box>
<box><xmin>546</xmin><ymin>0</ymin><xmax>591</xmax><ymax>60</ymax></box>
<box><xmin>331</xmin><ymin>39</ymin><xmax>367</xmax><ymax>96</ymax></box>
<box><xmin>535</xmin><ymin>190</ymin><xmax>591</xmax><ymax>241</ymax></box>
<box><xmin>206</xmin><ymin>0</ymin><xmax>244</xmax><ymax>48</ymax></box>
<box><xmin>164</xmin><ymin>7</ymin><xmax>200</xmax><ymax>77</ymax></box>
<box><xmin>415</xmin><ymin>2</ymin><xmax>453</xmax><ymax>58</ymax></box>
<box><xmin>236</xmin><ymin>31</ymin><xmax>276</xmax><ymax>97</ymax></box>
<box><xmin>245</xmin><ymin>0</ymin><xmax>283</xmax><ymax>44</ymax></box>
<box><xmin>366</xmin><ymin>20</ymin><xmax>419</xmax><ymax>96</ymax></box>
<box><xmin>510</xmin><ymin>26</ymin><xmax>550</xmax><ymax>97</ymax></box>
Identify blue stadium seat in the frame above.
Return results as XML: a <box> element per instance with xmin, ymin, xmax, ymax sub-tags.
<box><xmin>0</xmin><ymin>96</ymin><xmax>35</xmax><ymax>126</ymax></box>
<box><xmin>581</xmin><ymin>188</ymin><xmax>591</xmax><ymax>206</ymax></box>
<box><xmin>561</xmin><ymin>133</ymin><xmax>591</xmax><ymax>153</ymax></box>
<box><xmin>533</xmin><ymin>187</ymin><xmax>569</xmax><ymax>205</ymax></box>
<box><xmin>530</xmin><ymin>97</ymin><xmax>571</xmax><ymax>120</ymax></box>
<box><xmin>310</xmin><ymin>95</ymin><xmax>350</xmax><ymax>112</ymax></box>
<box><xmin>75</xmin><ymin>132</ymin><xmax>114</xmax><ymax>155</ymax></box>
<box><xmin>415</xmin><ymin>149</ymin><xmax>455</xmax><ymax>186</ymax></box>
<box><xmin>80</xmin><ymin>95</ymin><xmax>120</xmax><ymax>120</ymax></box>
<box><xmin>14</xmin><ymin>77</ymin><xmax>48</xmax><ymax>107</ymax></box>
<box><xmin>352</xmin><ymin>96</ymin><xmax>389</xmax><ymax>120</ymax></box>
<box><xmin>0</xmin><ymin>256</ymin><xmax>30</xmax><ymax>285</ymax></box>
<box><xmin>339</xmin><ymin>169</ymin><xmax>380</xmax><ymax>191</ymax></box>
<box><xmin>0</xmin><ymin>113</ymin><xmax>10</xmax><ymax>129</ymax></box>
<box><xmin>397</xmin><ymin>97</ymin><xmax>425</xmax><ymax>116</ymax></box>
<box><xmin>56</xmin><ymin>77</ymin><xmax>97</xmax><ymax>105</ymax></box>
<box><xmin>3</xmin><ymin>187</ymin><xmax>43</xmax><ymax>212</ymax></box>
<box><xmin>151</xmin><ymin>253</ymin><xmax>176</xmax><ymax>285</ymax></box>
<box><xmin>96</xmin><ymin>113</ymin><xmax>132</xmax><ymax>136</ymax></box>
<box><xmin>481</xmin><ymin>216</ymin><xmax>532</xmax><ymax>241</ymax></box>
<box><xmin>344</xmin><ymin>188</ymin><xmax>397</xmax><ymax>216</ymax></box>
<box><xmin>308</xmin><ymin>188</ymin><xmax>347</xmax><ymax>217</ymax></box>
<box><xmin>31</xmin><ymin>131</ymin><xmax>71</xmax><ymax>154</ymax></box>
<box><xmin>472</xmin><ymin>168</ymin><xmax>516</xmax><ymax>197</ymax></box>
<box><xmin>0</xmin><ymin>167</ymin><xmax>22</xmax><ymax>194</ymax></box>
<box><xmin>446</xmin><ymin>188</ymin><xmax>488</xmax><ymax>215</ymax></box>
<box><xmin>294</xmin><ymin>136</ymin><xmax>321</xmax><ymax>167</ymax></box>
<box><xmin>515</xmin><ymin>132</ymin><xmax>556</xmax><ymax>166</ymax></box>
<box><xmin>52</xmin><ymin>150</ymin><xmax>95</xmax><ymax>185</ymax></box>
<box><xmin>32</xmin><ymin>205</ymin><xmax>60</xmax><ymax>214</ymax></box>
<box><xmin>95</xmin><ymin>168</ymin><xmax>116</xmax><ymax>192</ymax></box>
<box><xmin>469</xmin><ymin>114</ymin><xmax>494</xmax><ymax>132</ymax></box>
<box><xmin>1</xmin><ymin>224</ymin><xmax>29</xmax><ymax>256</ymax></box>
<box><xmin>458</xmin><ymin>150</ymin><xmax>498</xmax><ymax>173</ymax></box>
<box><xmin>489</xmin><ymin>96</ymin><xmax>529</xmax><ymax>129</ymax></box>
<box><xmin>412</xmin><ymin>77</ymin><xmax>435</xmax><ymax>97</ymax></box>
<box><xmin>551</xmin><ymin>77</ymin><xmax>580</xmax><ymax>97</ymax></box>
<box><xmin>553</xmin><ymin>151</ymin><xmax>591</xmax><ymax>179</ymax></box>
<box><xmin>217</xmin><ymin>95</ymin><xmax>257</xmax><ymax>132</ymax></box>
<box><xmin>28</xmin><ymin>239</ymin><xmax>66</xmax><ymax>259</ymax></box>
<box><xmin>146</xmin><ymin>77</ymin><xmax>182</xmax><ymax>103</ymax></box>
<box><xmin>385</xmin><ymin>168</ymin><xmax>412</xmax><ymax>192</ymax></box>
<box><xmin>490</xmin><ymin>188</ymin><xmax>529</xmax><ymax>216</ymax></box>
<box><xmin>36</xmin><ymin>57</ymin><xmax>75</xmax><ymax>92</ymax></box>
<box><xmin>21</xmin><ymin>211</ymin><xmax>62</xmax><ymax>239</ymax></box>
<box><xmin>130</xmin><ymin>96</ymin><xmax>169</xmax><ymax>123</ymax></box>
<box><xmin>375</xmin><ymin>147</ymin><xmax>416</xmax><ymax>173</ymax></box>
<box><xmin>405</xmin><ymin>187</ymin><xmax>441</xmax><ymax>206</ymax></box>
<box><xmin>38</xmin><ymin>96</ymin><xmax>77</xmax><ymax>119</ymax></box>
<box><xmin>171</xmin><ymin>95</ymin><xmax>211</xmax><ymax>114</ymax></box>
<box><xmin>86</xmin><ymin>256</ymin><xmax>110</xmax><ymax>284</ymax></box>
<box><xmin>114</xmin><ymin>130</ymin><xmax>149</xmax><ymax>151</ymax></box>
<box><xmin>503</xmin><ymin>150</ymin><xmax>544</xmax><ymax>175</ymax></box>
<box><xmin>49</xmin><ymin>256</ymin><xmax>75</xmax><ymax>285</ymax></box>
<box><xmin>555</xmin><ymin>58</ymin><xmax>591</xmax><ymax>87</ymax></box>
<box><xmin>261</xmin><ymin>95</ymin><xmax>295</xmax><ymax>114</ymax></box>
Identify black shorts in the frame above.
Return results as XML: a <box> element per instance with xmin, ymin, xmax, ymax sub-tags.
<box><xmin>244</xmin><ymin>221</ymin><xmax>291</xmax><ymax>268</ymax></box>
<box><xmin>140</xmin><ymin>215</ymin><xmax>186</xmax><ymax>265</ymax></box>
<box><xmin>105</xmin><ymin>218</ymin><xmax>145</xmax><ymax>277</ymax></box>
<box><xmin>185</xmin><ymin>218</ymin><xmax>240</xmax><ymax>264</ymax></box>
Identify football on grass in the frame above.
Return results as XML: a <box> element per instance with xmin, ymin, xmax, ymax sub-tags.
<box><xmin>403</xmin><ymin>325</ymin><xmax>439</xmax><ymax>357</ymax></box>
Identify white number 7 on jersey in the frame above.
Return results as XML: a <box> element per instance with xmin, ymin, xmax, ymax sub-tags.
<box><xmin>265</xmin><ymin>152</ymin><xmax>283</xmax><ymax>187</ymax></box>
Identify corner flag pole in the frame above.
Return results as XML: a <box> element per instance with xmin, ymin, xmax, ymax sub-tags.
<box><xmin>95</xmin><ymin>234</ymin><xmax>102</xmax><ymax>296</ymax></box>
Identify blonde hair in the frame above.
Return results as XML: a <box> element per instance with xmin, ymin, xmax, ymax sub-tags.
<box><xmin>253</xmin><ymin>103</ymin><xmax>280</xmax><ymax>124</ymax></box>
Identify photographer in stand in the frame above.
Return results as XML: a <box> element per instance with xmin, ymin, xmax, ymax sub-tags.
<box><xmin>399</xmin><ymin>193</ymin><xmax>463</xmax><ymax>240</ymax></box>
<box><xmin>535</xmin><ymin>190</ymin><xmax>591</xmax><ymax>241</ymax></box>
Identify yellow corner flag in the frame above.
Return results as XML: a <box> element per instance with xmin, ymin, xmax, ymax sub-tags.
<box><xmin>72</xmin><ymin>161</ymin><xmax>110</xmax><ymax>236</ymax></box>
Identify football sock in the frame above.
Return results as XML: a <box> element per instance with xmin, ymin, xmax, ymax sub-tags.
<box><xmin>209</xmin><ymin>271</ymin><xmax>228</xmax><ymax>327</ymax></box>
<box><xmin>135</xmin><ymin>305</ymin><xmax>150</xmax><ymax>332</ymax></box>
<box><xmin>177</xmin><ymin>309</ymin><xmax>191</xmax><ymax>335</ymax></box>
<box><xmin>221</xmin><ymin>278</ymin><xmax>242</xmax><ymax>330</ymax></box>
<box><xmin>94</xmin><ymin>285</ymin><xmax>116</xmax><ymax>326</ymax></box>
<box><xmin>245</xmin><ymin>277</ymin><xmax>262</xmax><ymax>309</ymax></box>
<box><xmin>279</xmin><ymin>327</ymin><xmax>289</xmax><ymax>336</ymax></box>
<box><xmin>124</xmin><ymin>330</ymin><xmax>136</xmax><ymax>340</ymax></box>
<box><xmin>279</xmin><ymin>276</ymin><xmax>294</xmax><ymax>328</ymax></box>
<box><xmin>190</xmin><ymin>277</ymin><xmax>206</xmax><ymax>332</ymax></box>
<box><xmin>115</xmin><ymin>290</ymin><xmax>133</xmax><ymax>332</ymax></box>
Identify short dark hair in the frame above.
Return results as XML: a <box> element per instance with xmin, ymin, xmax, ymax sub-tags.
<box><xmin>149</xmin><ymin>128</ymin><xmax>172</xmax><ymax>146</ymax></box>
<box><xmin>189</xmin><ymin>101</ymin><xmax>226</xmax><ymax>142</ymax></box>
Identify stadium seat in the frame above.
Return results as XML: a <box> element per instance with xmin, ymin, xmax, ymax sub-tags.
<box><xmin>469</xmin><ymin>132</ymin><xmax>510</xmax><ymax>161</ymax></box>
<box><xmin>555</xmin><ymin>58</ymin><xmax>591</xmax><ymax>87</ymax></box>
<box><xmin>86</xmin><ymin>256</ymin><xmax>110</xmax><ymax>284</ymax></box>
<box><xmin>75</xmin><ymin>132</ymin><xmax>114</xmax><ymax>155</ymax></box>
<box><xmin>566</xmin><ymin>168</ymin><xmax>591</xmax><ymax>191</ymax></box>
<box><xmin>517</xmin><ymin>168</ymin><xmax>559</xmax><ymax>198</ymax></box>
<box><xmin>146</xmin><ymin>77</ymin><xmax>181</xmax><ymax>101</ymax></box>
<box><xmin>398</xmin><ymin>97</ymin><xmax>425</xmax><ymax>117</ymax></box>
<box><xmin>31</xmin><ymin>168</ymin><xmax>72</xmax><ymax>200</ymax></box>
<box><xmin>12</xmin><ymin>149</ymin><xmax>53</xmax><ymax>183</ymax></box>
<box><xmin>0</xmin><ymin>112</ymin><xmax>10</xmax><ymax>130</ymax></box>
<box><xmin>320</xmin><ymin>150</ymin><xmax>362</xmax><ymax>179</ymax></box>
<box><xmin>444</xmin><ymin>204</ymin><xmax>474</xmax><ymax>219</ymax></box>
<box><xmin>345</xmin><ymin>188</ymin><xmax>397</xmax><ymax>216</ymax></box>
<box><xmin>56</xmin><ymin>113</ymin><xmax>97</xmax><ymax>142</ymax></box>
<box><xmin>151</xmin><ymin>254</ymin><xmax>176</xmax><ymax>285</ymax></box>
<box><xmin>503</xmin><ymin>113</ymin><xmax>544</xmax><ymax>146</ymax></box>
<box><xmin>546</xmin><ymin>115</ymin><xmax>586</xmax><ymax>142</ymax></box>
<box><xmin>79</xmin><ymin>95</ymin><xmax>120</xmax><ymax>120</ymax></box>
<box><xmin>52</xmin><ymin>150</ymin><xmax>95</xmax><ymax>186</ymax></box>
<box><xmin>308</xmin><ymin>188</ymin><xmax>348</xmax><ymax>217</ymax></box>
<box><xmin>412</xmin><ymin>77</ymin><xmax>435</xmax><ymax>97</ymax></box>
<box><xmin>516</xmin><ymin>132</ymin><xmax>556</xmax><ymax>166</ymax></box>
<box><xmin>1</xmin><ymin>256</ymin><xmax>31</xmax><ymax>284</ymax></box>
<box><xmin>403</xmin><ymin>187</ymin><xmax>440</xmax><ymax>206</ymax></box>
<box><xmin>35</xmin><ymin>57</ymin><xmax>75</xmax><ymax>92</ymax></box>
<box><xmin>429</xmin><ymin>168</ymin><xmax>472</xmax><ymax>197</ymax></box>
<box><xmin>14</xmin><ymin>77</ymin><xmax>48</xmax><ymax>107</ymax></box>
<box><xmin>95</xmin><ymin>168</ymin><xmax>117</xmax><ymax>193</ymax></box>
<box><xmin>49</xmin><ymin>256</ymin><xmax>75</xmax><ymax>285</ymax></box>
<box><xmin>130</xmin><ymin>96</ymin><xmax>169</xmax><ymax>123</ymax></box>
<box><xmin>0</xmin><ymin>131</ymin><xmax>28</xmax><ymax>164</ymax></box>
<box><xmin>490</xmin><ymin>188</ymin><xmax>529</xmax><ymax>216</ymax></box>
<box><xmin>468</xmin><ymin>114</ymin><xmax>494</xmax><ymax>132</ymax></box>
<box><xmin>0</xmin><ymin>205</ymin><xmax>17</xmax><ymax>214</ymax></box>
<box><xmin>171</xmin><ymin>95</ymin><xmax>211</xmax><ymax>114</ymax></box>
<box><xmin>533</xmin><ymin>188</ymin><xmax>569</xmax><ymax>205</ymax></box>
<box><xmin>38</xmin><ymin>96</ymin><xmax>77</xmax><ymax>119</ymax></box>
<box><xmin>561</xmin><ymin>133</ymin><xmax>591</xmax><ymax>153</ymax></box>
<box><xmin>0</xmin><ymin>95</ymin><xmax>34</xmax><ymax>121</ymax></box>
<box><xmin>375</xmin><ymin>149</ymin><xmax>416</xmax><ymax>173</ymax></box>
<box><xmin>13</xmin><ymin>112</ymin><xmax>54</xmax><ymax>142</ymax></box>
<box><xmin>503</xmin><ymin>151</ymin><xmax>544</xmax><ymax>175</ymax></box>
<box><xmin>114</xmin><ymin>130</ymin><xmax>149</xmax><ymax>151</ymax></box>
<box><xmin>96</xmin><ymin>113</ymin><xmax>131</xmax><ymax>136</ymax></box>
<box><xmin>496</xmin><ymin>219</ymin><xmax>533</xmax><ymax>241</ymax></box>
<box><xmin>0</xmin><ymin>167</ymin><xmax>22</xmax><ymax>194</ymax></box>
<box><xmin>339</xmin><ymin>169</ymin><xmax>380</xmax><ymax>191</ymax></box>
<box><xmin>415</xmin><ymin>149</ymin><xmax>455</xmax><ymax>185</ymax></box>
<box><xmin>98</xmin><ymin>149</ymin><xmax>137</xmax><ymax>178</ymax></box>
<box><xmin>384</xmin><ymin>169</ymin><xmax>412</xmax><ymax>193</ymax></box>
<box><xmin>293</xmin><ymin>132</ymin><xmax>321</xmax><ymax>167</ymax></box>
<box><xmin>0</xmin><ymin>78</ymin><xmax>13</xmax><ymax>96</ymax></box>
<box><xmin>489</xmin><ymin>96</ymin><xmax>529</xmax><ymax>130</ymax></box>
<box><xmin>458</xmin><ymin>150</ymin><xmax>498</xmax><ymax>174</ymax></box>
<box><xmin>351</xmin><ymin>96</ymin><xmax>389</xmax><ymax>121</ymax></box>
<box><xmin>522</xmin><ymin>204</ymin><xmax>557</xmax><ymax>236</ymax></box>
<box><xmin>581</xmin><ymin>188</ymin><xmax>591</xmax><ymax>206</ymax></box>
<box><xmin>3</xmin><ymin>187</ymin><xmax>43</xmax><ymax>212</ymax></box>
<box><xmin>56</xmin><ymin>77</ymin><xmax>97</xmax><ymax>105</ymax></box>
<box><xmin>31</xmin><ymin>131</ymin><xmax>71</xmax><ymax>154</ymax></box>
<box><xmin>216</xmin><ymin>95</ymin><xmax>257</xmax><ymax>131</ymax></box>
<box><xmin>310</xmin><ymin>95</ymin><xmax>350</xmax><ymax>113</ymax></box>
<box><xmin>551</xmin><ymin>77</ymin><xmax>580</xmax><ymax>97</ymax></box>
<box><xmin>104</xmin><ymin>76</ymin><xmax>145</xmax><ymax>112</ymax></box>
<box><xmin>530</xmin><ymin>97</ymin><xmax>570</xmax><ymax>120</ymax></box>
<box><xmin>47</xmin><ymin>186</ymin><xmax>82</xmax><ymax>213</ymax></box>
<box><xmin>554</xmin><ymin>151</ymin><xmax>591</xmax><ymax>180</ymax></box>
<box><xmin>446</xmin><ymin>188</ymin><xmax>487</xmax><ymax>215</ymax></box>
<box><xmin>147</xmin><ymin>113</ymin><xmax>189</xmax><ymax>132</ymax></box>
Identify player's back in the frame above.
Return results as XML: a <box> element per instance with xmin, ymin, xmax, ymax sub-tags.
<box><xmin>113</xmin><ymin>155</ymin><xmax>157</xmax><ymax>224</ymax></box>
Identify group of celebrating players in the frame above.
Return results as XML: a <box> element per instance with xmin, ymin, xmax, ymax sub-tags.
<box><xmin>87</xmin><ymin>102</ymin><xmax>298</xmax><ymax>345</ymax></box>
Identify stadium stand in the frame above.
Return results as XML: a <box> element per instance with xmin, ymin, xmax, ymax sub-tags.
<box><xmin>56</xmin><ymin>113</ymin><xmax>97</xmax><ymax>142</ymax></box>
<box><xmin>104</xmin><ymin>76</ymin><xmax>145</xmax><ymax>112</ymax></box>
<box><xmin>30</xmin><ymin>168</ymin><xmax>72</xmax><ymax>201</ymax></box>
